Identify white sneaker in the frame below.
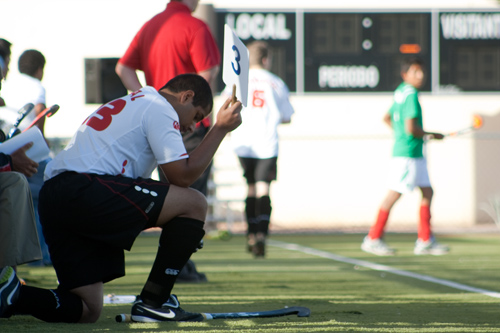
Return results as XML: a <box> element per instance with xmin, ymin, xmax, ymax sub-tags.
<box><xmin>361</xmin><ymin>236</ymin><xmax>396</xmax><ymax>256</ymax></box>
<box><xmin>414</xmin><ymin>237</ymin><xmax>449</xmax><ymax>255</ymax></box>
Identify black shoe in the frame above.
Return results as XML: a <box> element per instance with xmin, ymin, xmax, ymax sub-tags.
<box><xmin>252</xmin><ymin>232</ymin><xmax>266</xmax><ymax>258</ymax></box>
<box><xmin>247</xmin><ymin>234</ymin><xmax>256</xmax><ymax>253</ymax></box>
<box><xmin>253</xmin><ymin>240</ymin><xmax>266</xmax><ymax>258</ymax></box>
<box><xmin>176</xmin><ymin>271</ymin><xmax>208</xmax><ymax>283</ymax></box>
<box><xmin>176</xmin><ymin>260</ymin><xmax>208</xmax><ymax>283</ymax></box>
<box><xmin>131</xmin><ymin>294</ymin><xmax>204</xmax><ymax>322</ymax></box>
<box><xmin>0</xmin><ymin>266</ymin><xmax>21</xmax><ymax>318</ymax></box>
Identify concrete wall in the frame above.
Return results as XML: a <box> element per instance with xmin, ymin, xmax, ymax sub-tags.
<box><xmin>212</xmin><ymin>93</ymin><xmax>500</xmax><ymax>230</ymax></box>
<box><xmin>1</xmin><ymin>0</ymin><xmax>499</xmax><ymax>230</ymax></box>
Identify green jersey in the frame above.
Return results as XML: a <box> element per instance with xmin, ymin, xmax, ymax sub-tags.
<box><xmin>389</xmin><ymin>82</ymin><xmax>423</xmax><ymax>158</ymax></box>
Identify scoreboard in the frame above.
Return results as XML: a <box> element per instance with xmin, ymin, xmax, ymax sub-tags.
<box><xmin>215</xmin><ymin>9</ymin><xmax>500</xmax><ymax>93</ymax></box>
<box><xmin>439</xmin><ymin>12</ymin><xmax>500</xmax><ymax>92</ymax></box>
<box><xmin>303</xmin><ymin>12</ymin><xmax>431</xmax><ymax>92</ymax></box>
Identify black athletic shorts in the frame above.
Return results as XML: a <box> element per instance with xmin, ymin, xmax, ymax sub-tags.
<box><xmin>238</xmin><ymin>157</ymin><xmax>278</xmax><ymax>184</ymax></box>
<box><xmin>38</xmin><ymin>171</ymin><xmax>170</xmax><ymax>290</ymax></box>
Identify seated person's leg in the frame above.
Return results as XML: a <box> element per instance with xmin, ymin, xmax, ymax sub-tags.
<box><xmin>27</xmin><ymin>159</ymin><xmax>52</xmax><ymax>266</ymax></box>
<box><xmin>0</xmin><ymin>172</ymin><xmax>41</xmax><ymax>267</ymax></box>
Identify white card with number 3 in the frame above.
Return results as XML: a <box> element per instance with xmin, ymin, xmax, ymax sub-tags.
<box><xmin>222</xmin><ymin>24</ymin><xmax>249</xmax><ymax>107</ymax></box>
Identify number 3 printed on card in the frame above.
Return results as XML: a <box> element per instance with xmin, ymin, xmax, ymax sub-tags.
<box><xmin>85</xmin><ymin>99</ymin><xmax>126</xmax><ymax>131</ymax></box>
<box><xmin>231</xmin><ymin>45</ymin><xmax>241</xmax><ymax>75</ymax></box>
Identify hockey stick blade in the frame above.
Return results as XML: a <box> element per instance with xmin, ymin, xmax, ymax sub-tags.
<box><xmin>22</xmin><ymin>104</ymin><xmax>60</xmax><ymax>133</ymax></box>
<box><xmin>45</xmin><ymin>104</ymin><xmax>60</xmax><ymax>118</ymax></box>
<box><xmin>14</xmin><ymin>103</ymin><xmax>35</xmax><ymax>127</ymax></box>
<box><xmin>447</xmin><ymin>114</ymin><xmax>483</xmax><ymax>137</ymax></box>
<box><xmin>202</xmin><ymin>306</ymin><xmax>311</xmax><ymax>320</ymax></box>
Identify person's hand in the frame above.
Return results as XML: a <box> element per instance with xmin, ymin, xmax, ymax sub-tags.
<box><xmin>10</xmin><ymin>142</ymin><xmax>39</xmax><ymax>177</ymax></box>
<box><xmin>428</xmin><ymin>133</ymin><xmax>444</xmax><ymax>140</ymax></box>
<box><xmin>215</xmin><ymin>98</ymin><xmax>242</xmax><ymax>132</ymax></box>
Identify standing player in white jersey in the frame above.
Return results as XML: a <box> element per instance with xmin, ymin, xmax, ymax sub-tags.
<box><xmin>226</xmin><ymin>41</ymin><xmax>294</xmax><ymax>257</ymax></box>
<box><xmin>0</xmin><ymin>74</ymin><xmax>242</xmax><ymax>323</ymax></box>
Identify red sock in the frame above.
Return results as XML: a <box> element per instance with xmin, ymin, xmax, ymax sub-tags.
<box><xmin>418</xmin><ymin>205</ymin><xmax>432</xmax><ymax>241</ymax></box>
<box><xmin>368</xmin><ymin>209</ymin><xmax>389</xmax><ymax>240</ymax></box>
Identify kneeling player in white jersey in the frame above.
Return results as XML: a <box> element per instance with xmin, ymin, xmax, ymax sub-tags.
<box><xmin>0</xmin><ymin>74</ymin><xmax>242</xmax><ymax>323</ymax></box>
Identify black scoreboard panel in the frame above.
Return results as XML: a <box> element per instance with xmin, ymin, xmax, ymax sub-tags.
<box><xmin>215</xmin><ymin>11</ymin><xmax>296</xmax><ymax>92</ymax></box>
<box><xmin>304</xmin><ymin>12</ymin><xmax>431</xmax><ymax>92</ymax></box>
<box><xmin>214</xmin><ymin>9</ymin><xmax>499</xmax><ymax>94</ymax></box>
<box><xmin>439</xmin><ymin>12</ymin><xmax>500</xmax><ymax>92</ymax></box>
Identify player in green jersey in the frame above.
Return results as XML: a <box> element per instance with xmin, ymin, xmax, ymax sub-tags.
<box><xmin>361</xmin><ymin>57</ymin><xmax>449</xmax><ymax>256</ymax></box>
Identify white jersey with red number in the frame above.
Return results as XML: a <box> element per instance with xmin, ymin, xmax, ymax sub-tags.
<box><xmin>228</xmin><ymin>68</ymin><xmax>294</xmax><ymax>159</ymax></box>
<box><xmin>44</xmin><ymin>86</ymin><xmax>188</xmax><ymax>180</ymax></box>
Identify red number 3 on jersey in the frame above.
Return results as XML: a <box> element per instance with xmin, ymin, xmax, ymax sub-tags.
<box><xmin>85</xmin><ymin>99</ymin><xmax>127</xmax><ymax>131</ymax></box>
<box><xmin>252</xmin><ymin>90</ymin><xmax>265</xmax><ymax>108</ymax></box>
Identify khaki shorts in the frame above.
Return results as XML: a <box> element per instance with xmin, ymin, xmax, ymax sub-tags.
<box><xmin>0</xmin><ymin>172</ymin><xmax>41</xmax><ymax>267</ymax></box>
<box><xmin>388</xmin><ymin>157</ymin><xmax>431</xmax><ymax>194</ymax></box>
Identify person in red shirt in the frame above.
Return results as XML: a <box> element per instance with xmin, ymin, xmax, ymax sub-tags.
<box><xmin>116</xmin><ymin>0</ymin><xmax>220</xmax><ymax>91</ymax></box>
<box><xmin>116</xmin><ymin>0</ymin><xmax>220</xmax><ymax>282</ymax></box>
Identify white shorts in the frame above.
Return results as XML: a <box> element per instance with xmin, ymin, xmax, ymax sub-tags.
<box><xmin>388</xmin><ymin>157</ymin><xmax>431</xmax><ymax>194</ymax></box>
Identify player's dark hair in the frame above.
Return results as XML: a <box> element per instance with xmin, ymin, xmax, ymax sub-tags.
<box><xmin>401</xmin><ymin>56</ymin><xmax>424</xmax><ymax>73</ymax></box>
<box><xmin>18</xmin><ymin>49</ymin><xmax>46</xmax><ymax>77</ymax></box>
<box><xmin>0</xmin><ymin>38</ymin><xmax>12</xmax><ymax>59</ymax></box>
<box><xmin>248</xmin><ymin>41</ymin><xmax>269</xmax><ymax>67</ymax></box>
<box><xmin>161</xmin><ymin>74</ymin><xmax>213</xmax><ymax>112</ymax></box>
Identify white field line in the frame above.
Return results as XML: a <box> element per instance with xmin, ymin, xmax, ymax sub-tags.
<box><xmin>268</xmin><ymin>239</ymin><xmax>500</xmax><ymax>299</ymax></box>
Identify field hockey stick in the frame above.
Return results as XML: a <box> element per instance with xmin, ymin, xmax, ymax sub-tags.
<box><xmin>202</xmin><ymin>306</ymin><xmax>310</xmax><ymax>320</ymax></box>
<box><xmin>116</xmin><ymin>306</ymin><xmax>311</xmax><ymax>322</ymax></box>
<box><xmin>7</xmin><ymin>103</ymin><xmax>35</xmax><ymax>138</ymax></box>
<box><xmin>22</xmin><ymin>104</ymin><xmax>59</xmax><ymax>133</ymax></box>
<box><xmin>447</xmin><ymin>114</ymin><xmax>483</xmax><ymax>137</ymax></box>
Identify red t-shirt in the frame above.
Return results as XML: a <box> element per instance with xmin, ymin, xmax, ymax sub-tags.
<box><xmin>118</xmin><ymin>1</ymin><xmax>221</xmax><ymax>90</ymax></box>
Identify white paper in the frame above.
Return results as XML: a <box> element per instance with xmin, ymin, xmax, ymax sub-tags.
<box><xmin>0</xmin><ymin>126</ymin><xmax>50</xmax><ymax>162</ymax></box>
<box><xmin>222</xmin><ymin>24</ymin><xmax>249</xmax><ymax>107</ymax></box>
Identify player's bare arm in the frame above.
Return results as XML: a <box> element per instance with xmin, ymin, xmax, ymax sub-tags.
<box><xmin>160</xmin><ymin>98</ymin><xmax>242</xmax><ymax>187</ymax></box>
<box><xmin>383</xmin><ymin>112</ymin><xmax>392</xmax><ymax>128</ymax></box>
<box><xmin>115</xmin><ymin>63</ymin><xmax>143</xmax><ymax>92</ymax></box>
<box><xmin>34</xmin><ymin>103</ymin><xmax>46</xmax><ymax>135</ymax></box>
<box><xmin>197</xmin><ymin>66</ymin><xmax>220</xmax><ymax>91</ymax></box>
<box><xmin>406</xmin><ymin>118</ymin><xmax>444</xmax><ymax>140</ymax></box>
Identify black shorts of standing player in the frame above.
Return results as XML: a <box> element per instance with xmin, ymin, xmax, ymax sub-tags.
<box><xmin>238</xmin><ymin>157</ymin><xmax>277</xmax><ymax>184</ymax></box>
<box><xmin>237</xmin><ymin>157</ymin><xmax>277</xmax><ymax>258</ymax></box>
<box><xmin>38</xmin><ymin>171</ymin><xmax>169</xmax><ymax>291</ymax></box>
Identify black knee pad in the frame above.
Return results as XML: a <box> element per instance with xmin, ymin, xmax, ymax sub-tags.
<box><xmin>160</xmin><ymin>217</ymin><xmax>205</xmax><ymax>254</ymax></box>
<box><xmin>257</xmin><ymin>195</ymin><xmax>272</xmax><ymax>217</ymax></box>
<box><xmin>245</xmin><ymin>197</ymin><xmax>257</xmax><ymax>219</ymax></box>
<box><xmin>258</xmin><ymin>220</ymin><xmax>270</xmax><ymax>235</ymax></box>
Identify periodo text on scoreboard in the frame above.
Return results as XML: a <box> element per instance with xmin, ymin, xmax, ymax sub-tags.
<box><xmin>318</xmin><ymin>65</ymin><xmax>380</xmax><ymax>89</ymax></box>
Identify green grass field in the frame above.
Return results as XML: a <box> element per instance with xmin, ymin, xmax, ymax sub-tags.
<box><xmin>3</xmin><ymin>232</ymin><xmax>500</xmax><ymax>332</ymax></box>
